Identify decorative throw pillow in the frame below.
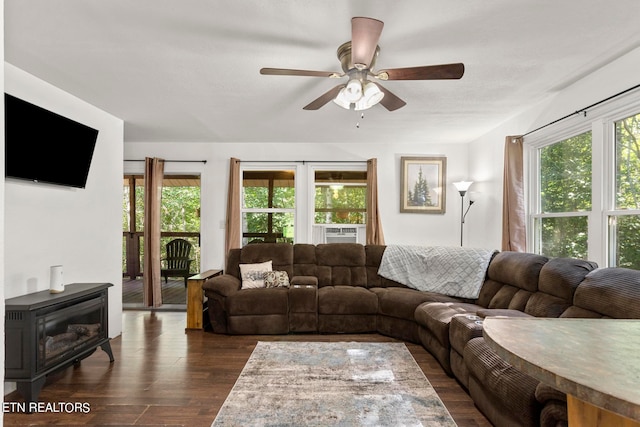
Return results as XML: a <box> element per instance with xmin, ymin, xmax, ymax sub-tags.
<box><xmin>264</xmin><ymin>271</ymin><xmax>290</xmax><ymax>288</ymax></box>
<box><xmin>239</xmin><ymin>261</ymin><xmax>273</xmax><ymax>289</ymax></box>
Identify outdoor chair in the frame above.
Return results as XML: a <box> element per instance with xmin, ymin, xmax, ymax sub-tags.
<box><xmin>161</xmin><ymin>238</ymin><xmax>194</xmax><ymax>287</ymax></box>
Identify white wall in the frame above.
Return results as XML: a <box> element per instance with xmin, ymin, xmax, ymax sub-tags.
<box><xmin>466</xmin><ymin>46</ymin><xmax>640</xmax><ymax>251</ymax></box>
<box><xmin>125</xmin><ymin>139</ymin><xmax>478</xmax><ymax>271</ymax></box>
<box><xmin>1</xmin><ymin>2</ymin><xmax>5</xmax><ymax>424</ymax></box>
<box><xmin>4</xmin><ymin>64</ymin><xmax>124</xmax><ymax>342</ymax></box>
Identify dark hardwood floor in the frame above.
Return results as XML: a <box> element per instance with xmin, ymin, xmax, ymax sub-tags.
<box><xmin>4</xmin><ymin>311</ymin><xmax>492</xmax><ymax>426</ymax></box>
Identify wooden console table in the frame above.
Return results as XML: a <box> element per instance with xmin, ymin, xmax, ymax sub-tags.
<box><xmin>186</xmin><ymin>269</ymin><xmax>222</xmax><ymax>330</ymax></box>
<box><xmin>483</xmin><ymin>317</ymin><xmax>640</xmax><ymax>427</ymax></box>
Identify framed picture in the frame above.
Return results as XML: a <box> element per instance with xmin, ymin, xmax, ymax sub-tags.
<box><xmin>400</xmin><ymin>156</ymin><xmax>447</xmax><ymax>214</ymax></box>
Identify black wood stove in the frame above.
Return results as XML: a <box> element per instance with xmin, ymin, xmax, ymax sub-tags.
<box><xmin>5</xmin><ymin>283</ymin><xmax>115</xmax><ymax>406</ymax></box>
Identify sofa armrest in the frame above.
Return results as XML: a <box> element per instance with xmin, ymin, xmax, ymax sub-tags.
<box><xmin>476</xmin><ymin>308</ymin><xmax>534</xmax><ymax>318</ymax></box>
<box><xmin>202</xmin><ymin>274</ymin><xmax>241</xmax><ymax>297</ymax></box>
<box><xmin>535</xmin><ymin>382</ymin><xmax>567</xmax><ymax>404</ymax></box>
<box><xmin>535</xmin><ymin>383</ymin><xmax>568</xmax><ymax>427</ymax></box>
<box><xmin>291</xmin><ymin>275</ymin><xmax>318</xmax><ymax>287</ymax></box>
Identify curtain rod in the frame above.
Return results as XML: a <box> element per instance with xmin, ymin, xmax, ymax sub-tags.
<box><xmin>523</xmin><ymin>82</ymin><xmax>640</xmax><ymax>137</ymax></box>
<box><xmin>124</xmin><ymin>159</ymin><xmax>207</xmax><ymax>163</ymax></box>
<box><xmin>240</xmin><ymin>160</ymin><xmax>366</xmax><ymax>163</ymax></box>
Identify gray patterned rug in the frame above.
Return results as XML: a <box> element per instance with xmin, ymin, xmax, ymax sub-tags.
<box><xmin>212</xmin><ymin>341</ymin><xmax>457</xmax><ymax>426</ymax></box>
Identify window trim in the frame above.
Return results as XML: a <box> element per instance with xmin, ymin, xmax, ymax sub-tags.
<box><xmin>238</xmin><ymin>161</ymin><xmax>367</xmax><ymax>245</ymax></box>
<box><xmin>525</xmin><ymin>90</ymin><xmax>640</xmax><ymax>266</ymax></box>
<box><xmin>239</xmin><ymin>162</ymin><xmax>301</xmax><ymax>245</ymax></box>
<box><xmin>305</xmin><ymin>162</ymin><xmax>366</xmax><ymax>242</ymax></box>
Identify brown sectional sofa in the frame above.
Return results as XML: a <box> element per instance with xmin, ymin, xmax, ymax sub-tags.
<box><xmin>205</xmin><ymin>243</ymin><xmax>457</xmax><ymax>337</ymax></box>
<box><xmin>203</xmin><ymin>242</ymin><xmax>640</xmax><ymax>427</ymax></box>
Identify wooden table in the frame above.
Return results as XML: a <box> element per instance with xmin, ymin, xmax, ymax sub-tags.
<box><xmin>483</xmin><ymin>317</ymin><xmax>640</xmax><ymax>427</ymax></box>
<box><xmin>186</xmin><ymin>269</ymin><xmax>222</xmax><ymax>330</ymax></box>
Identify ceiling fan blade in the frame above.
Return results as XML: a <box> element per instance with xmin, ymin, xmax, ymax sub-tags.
<box><xmin>351</xmin><ymin>17</ymin><xmax>384</xmax><ymax>69</ymax></box>
<box><xmin>260</xmin><ymin>68</ymin><xmax>342</xmax><ymax>78</ymax></box>
<box><xmin>303</xmin><ymin>85</ymin><xmax>346</xmax><ymax>110</ymax></box>
<box><xmin>377</xmin><ymin>63</ymin><xmax>465</xmax><ymax>80</ymax></box>
<box><xmin>373</xmin><ymin>83</ymin><xmax>406</xmax><ymax>111</ymax></box>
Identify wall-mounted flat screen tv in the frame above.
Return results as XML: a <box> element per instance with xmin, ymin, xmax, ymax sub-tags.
<box><xmin>4</xmin><ymin>93</ymin><xmax>99</xmax><ymax>189</ymax></box>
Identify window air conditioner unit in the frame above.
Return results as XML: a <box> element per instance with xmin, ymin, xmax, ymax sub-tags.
<box><xmin>325</xmin><ymin>226</ymin><xmax>358</xmax><ymax>244</ymax></box>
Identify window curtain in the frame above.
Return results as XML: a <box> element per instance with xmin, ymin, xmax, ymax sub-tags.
<box><xmin>502</xmin><ymin>136</ymin><xmax>526</xmax><ymax>251</ymax></box>
<box><xmin>143</xmin><ymin>157</ymin><xmax>165</xmax><ymax>307</ymax></box>
<box><xmin>225</xmin><ymin>158</ymin><xmax>241</xmax><ymax>261</ymax></box>
<box><xmin>366</xmin><ymin>158</ymin><xmax>385</xmax><ymax>245</ymax></box>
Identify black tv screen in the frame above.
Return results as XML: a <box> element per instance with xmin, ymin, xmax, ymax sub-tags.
<box><xmin>4</xmin><ymin>93</ymin><xmax>99</xmax><ymax>189</ymax></box>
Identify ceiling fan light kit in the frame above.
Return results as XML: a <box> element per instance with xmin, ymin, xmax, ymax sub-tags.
<box><xmin>334</xmin><ymin>75</ymin><xmax>385</xmax><ymax>111</ymax></box>
<box><xmin>260</xmin><ymin>16</ymin><xmax>465</xmax><ymax>112</ymax></box>
<box><xmin>343</xmin><ymin>78</ymin><xmax>363</xmax><ymax>102</ymax></box>
<box><xmin>333</xmin><ymin>91</ymin><xmax>352</xmax><ymax>109</ymax></box>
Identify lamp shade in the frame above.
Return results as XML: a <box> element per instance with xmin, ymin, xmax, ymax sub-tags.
<box><xmin>343</xmin><ymin>78</ymin><xmax>363</xmax><ymax>102</ymax></box>
<box><xmin>354</xmin><ymin>82</ymin><xmax>384</xmax><ymax>111</ymax></box>
<box><xmin>333</xmin><ymin>88</ymin><xmax>352</xmax><ymax>109</ymax></box>
<box><xmin>453</xmin><ymin>181</ymin><xmax>473</xmax><ymax>193</ymax></box>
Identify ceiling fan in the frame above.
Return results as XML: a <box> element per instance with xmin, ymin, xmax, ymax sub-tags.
<box><xmin>260</xmin><ymin>17</ymin><xmax>465</xmax><ymax>112</ymax></box>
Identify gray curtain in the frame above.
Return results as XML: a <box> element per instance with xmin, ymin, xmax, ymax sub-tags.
<box><xmin>143</xmin><ymin>157</ymin><xmax>165</xmax><ymax>307</ymax></box>
<box><xmin>502</xmin><ymin>136</ymin><xmax>526</xmax><ymax>251</ymax></box>
<box><xmin>366</xmin><ymin>158</ymin><xmax>385</xmax><ymax>245</ymax></box>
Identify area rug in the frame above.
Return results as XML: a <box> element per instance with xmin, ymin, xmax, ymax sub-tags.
<box><xmin>212</xmin><ymin>341</ymin><xmax>457</xmax><ymax>426</ymax></box>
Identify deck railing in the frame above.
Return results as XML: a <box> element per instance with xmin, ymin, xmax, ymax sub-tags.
<box><xmin>122</xmin><ymin>231</ymin><xmax>200</xmax><ymax>280</ymax></box>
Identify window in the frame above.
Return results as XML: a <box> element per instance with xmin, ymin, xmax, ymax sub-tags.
<box><xmin>534</xmin><ymin>132</ymin><xmax>592</xmax><ymax>259</ymax></box>
<box><xmin>609</xmin><ymin>112</ymin><xmax>640</xmax><ymax>269</ymax></box>
<box><xmin>241</xmin><ymin>170</ymin><xmax>295</xmax><ymax>245</ymax></box>
<box><xmin>528</xmin><ymin>92</ymin><xmax>640</xmax><ymax>267</ymax></box>
<box><xmin>314</xmin><ymin>171</ymin><xmax>366</xmax><ymax>224</ymax></box>
<box><xmin>122</xmin><ymin>175</ymin><xmax>201</xmax><ymax>278</ymax></box>
<box><xmin>240</xmin><ymin>163</ymin><xmax>367</xmax><ymax>246</ymax></box>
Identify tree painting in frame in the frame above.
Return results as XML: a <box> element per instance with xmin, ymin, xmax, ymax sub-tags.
<box><xmin>400</xmin><ymin>156</ymin><xmax>446</xmax><ymax>214</ymax></box>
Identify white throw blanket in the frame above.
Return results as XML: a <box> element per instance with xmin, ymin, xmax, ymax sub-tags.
<box><xmin>377</xmin><ymin>245</ymin><xmax>497</xmax><ymax>299</ymax></box>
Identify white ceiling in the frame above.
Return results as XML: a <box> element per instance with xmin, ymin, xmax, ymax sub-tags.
<box><xmin>5</xmin><ymin>1</ymin><xmax>640</xmax><ymax>144</ymax></box>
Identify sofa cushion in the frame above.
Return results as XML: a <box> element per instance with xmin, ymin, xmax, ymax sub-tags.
<box><xmin>538</xmin><ymin>257</ymin><xmax>598</xmax><ymax>301</ymax></box>
<box><xmin>524</xmin><ymin>293</ymin><xmax>570</xmax><ymax>318</ymax></box>
<box><xmin>239</xmin><ymin>260</ymin><xmax>272</xmax><ymax>289</ymax></box>
<box><xmin>365</xmin><ymin>245</ymin><xmax>408</xmax><ymax>288</ymax></box>
<box><xmin>290</xmin><ymin>275</ymin><xmax>318</xmax><ymax>286</ymax></box>
<box><xmin>465</xmin><ymin>337</ymin><xmax>541</xmax><ymax>427</ymax></box>
<box><xmin>523</xmin><ymin>257</ymin><xmax>599</xmax><ymax>318</ymax></box>
<box><xmin>571</xmin><ymin>267</ymin><xmax>640</xmax><ymax>318</ymax></box>
<box><xmin>476</xmin><ymin>308</ymin><xmax>533</xmax><ymax>318</ymax></box>
<box><xmin>560</xmin><ymin>306</ymin><xmax>606</xmax><ymax>318</ymax></box>
<box><xmin>449</xmin><ymin>314</ymin><xmax>484</xmax><ymax>355</ymax></box>
<box><xmin>226</xmin><ymin>288</ymin><xmax>289</xmax><ymax>315</ymax></box>
<box><xmin>203</xmin><ymin>274</ymin><xmax>241</xmax><ymax>297</ymax></box>
<box><xmin>239</xmin><ymin>243</ymin><xmax>294</xmax><ymax>277</ymax></box>
<box><xmin>225</xmin><ymin>248</ymin><xmax>242</xmax><ymax>278</ymax></box>
<box><xmin>539</xmin><ymin>401</ymin><xmax>568</xmax><ymax>427</ymax></box>
<box><xmin>373</xmin><ymin>287</ymin><xmax>455</xmax><ymax>320</ymax></box>
<box><xmin>477</xmin><ymin>252</ymin><xmax>548</xmax><ymax>309</ymax></box>
<box><xmin>316</xmin><ymin>244</ymin><xmax>367</xmax><ymax>287</ymax></box>
<box><xmin>264</xmin><ymin>270</ymin><xmax>290</xmax><ymax>288</ymax></box>
<box><xmin>293</xmin><ymin>244</ymin><xmax>317</xmax><ymax>277</ymax></box>
<box><xmin>317</xmin><ymin>286</ymin><xmax>377</xmax><ymax>315</ymax></box>
<box><xmin>487</xmin><ymin>285</ymin><xmax>530</xmax><ymax>309</ymax></box>
<box><xmin>535</xmin><ymin>383</ymin><xmax>566</xmax><ymax>404</ymax></box>
<box><xmin>414</xmin><ymin>301</ymin><xmax>481</xmax><ymax>349</ymax></box>
<box><xmin>228</xmin><ymin>314</ymin><xmax>289</xmax><ymax>335</ymax></box>
<box><xmin>488</xmin><ymin>252</ymin><xmax>548</xmax><ymax>291</ymax></box>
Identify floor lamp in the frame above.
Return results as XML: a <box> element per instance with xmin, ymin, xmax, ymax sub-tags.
<box><xmin>453</xmin><ymin>181</ymin><xmax>474</xmax><ymax>246</ymax></box>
